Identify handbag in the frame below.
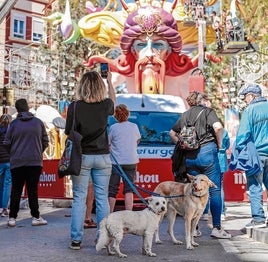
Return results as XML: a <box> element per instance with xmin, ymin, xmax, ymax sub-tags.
<box><xmin>58</xmin><ymin>102</ymin><xmax>82</xmax><ymax>178</ymax></box>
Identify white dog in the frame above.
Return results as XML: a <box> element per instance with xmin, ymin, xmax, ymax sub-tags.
<box><xmin>96</xmin><ymin>196</ymin><xmax>167</xmax><ymax>258</ymax></box>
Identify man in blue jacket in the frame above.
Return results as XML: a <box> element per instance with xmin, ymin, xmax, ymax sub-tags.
<box><xmin>236</xmin><ymin>83</ymin><xmax>268</xmax><ymax>229</ymax></box>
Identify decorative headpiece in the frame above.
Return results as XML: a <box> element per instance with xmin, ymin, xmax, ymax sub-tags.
<box><xmin>133</xmin><ymin>7</ymin><xmax>162</xmax><ymax>36</ymax></box>
<box><xmin>120</xmin><ymin>6</ymin><xmax>182</xmax><ymax>54</ymax></box>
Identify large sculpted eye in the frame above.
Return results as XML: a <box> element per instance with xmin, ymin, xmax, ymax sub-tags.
<box><xmin>133</xmin><ymin>40</ymin><xmax>147</xmax><ymax>51</ymax></box>
<box><xmin>151</xmin><ymin>40</ymin><xmax>169</xmax><ymax>50</ymax></box>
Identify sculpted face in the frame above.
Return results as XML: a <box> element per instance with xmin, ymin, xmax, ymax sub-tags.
<box><xmin>132</xmin><ymin>33</ymin><xmax>171</xmax><ymax>72</ymax></box>
<box><xmin>120</xmin><ymin>6</ymin><xmax>182</xmax><ymax>56</ymax></box>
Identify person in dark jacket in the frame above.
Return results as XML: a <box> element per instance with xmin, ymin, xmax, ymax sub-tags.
<box><xmin>0</xmin><ymin>114</ymin><xmax>12</xmax><ymax>217</ymax></box>
<box><xmin>4</xmin><ymin>99</ymin><xmax>49</xmax><ymax>227</ymax></box>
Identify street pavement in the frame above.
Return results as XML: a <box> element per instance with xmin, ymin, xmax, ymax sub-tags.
<box><xmin>1</xmin><ymin>200</ymin><xmax>268</xmax><ymax>262</ymax></box>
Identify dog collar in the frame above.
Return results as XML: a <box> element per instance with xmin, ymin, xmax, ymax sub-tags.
<box><xmin>147</xmin><ymin>206</ymin><xmax>158</xmax><ymax>215</ymax></box>
<box><xmin>192</xmin><ymin>188</ymin><xmax>204</xmax><ymax>198</ymax></box>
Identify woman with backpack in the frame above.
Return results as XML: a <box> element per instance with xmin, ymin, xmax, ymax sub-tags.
<box><xmin>169</xmin><ymin>91</ymin><xmax>231</xmax><ymax>239</ymax></box>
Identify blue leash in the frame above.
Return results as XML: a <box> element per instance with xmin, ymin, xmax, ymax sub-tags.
<box><xmin>134</xmin><ymin>183</ymin><xmax>185</xmax><ymax>198</ymax></box>
<box><xmin>110</xmin><ymin>153</ymin><xmax>149</xmax><ymax>206</ymax></box>
<box><xmin>110</xmin><ymin>153</ymin><xmax>185</xmax><ymax>200</ymax></box>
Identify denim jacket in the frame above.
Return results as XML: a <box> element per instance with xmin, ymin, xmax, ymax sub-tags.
<box><xmin>230</xmin><ymin>141</ymin><xmax>262</xmax><ymax>177</ymax></box>
<box><xmin>235</xmin><ymin>97</ymin><xmax>268</xmax><ymax>157</ymax></box>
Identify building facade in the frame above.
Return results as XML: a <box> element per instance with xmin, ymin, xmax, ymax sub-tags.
<box><xmin>0</xmin><ymin>0</ymin><xmax>56</xmax><ymax>113</ymax></box>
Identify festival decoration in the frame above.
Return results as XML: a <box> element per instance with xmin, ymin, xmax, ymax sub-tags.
<box><xmin>44</xmin><ymin>0</ymin><xmax>81</xmax><ymax>44</ymax></box>
<box><xmin>44</xmin><ymin>0</ymin><xmax>230</xmax><ymax>99</ymax></box>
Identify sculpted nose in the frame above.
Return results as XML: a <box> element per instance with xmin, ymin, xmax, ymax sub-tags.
<box><xmin>139</xmin><ymin>39</ymin><xmax>155</xmax><ymax>60</ymax></box>
<box><xmin>144</xmin><ymin>46</ymin><xmax>154</xmax><ymax>59</ymax></box>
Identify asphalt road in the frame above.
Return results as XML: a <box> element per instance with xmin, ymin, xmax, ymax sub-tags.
<box><xmin>1</xmin><ymin>200</ymin><xmax>268</xmax><ymax>262</ymax></box>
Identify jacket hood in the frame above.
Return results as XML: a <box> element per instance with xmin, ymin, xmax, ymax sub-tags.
<box><xmin>17</xmin><ymin>111</ymin><xmax>34</xmax><ymax>121</ymax></box>
<box><xmin>0</xmin><ymin>126</ymin><xmax>7</xmax><ymax>135</ymax></box>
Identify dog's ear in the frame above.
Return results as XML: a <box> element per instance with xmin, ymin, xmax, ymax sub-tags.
<box><xmin>208</xmin><ymin>179</ymin><xmax>217</xmax><ymax>188</ymax></box>
<box><xmin>146</xmin><ymin>196</ymin><xmax>153</xmax><ymax>203</ymax></box>
<box><xmin>187</xmin><ymin>174</ymin><xmax>194</xmax><ymax>181</ymax></box>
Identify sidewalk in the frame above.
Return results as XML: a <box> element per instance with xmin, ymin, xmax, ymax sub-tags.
<box><xmin>223</xmin><ymin>202</ymin><xmax>268</xmax><ymax>244</ymax></box>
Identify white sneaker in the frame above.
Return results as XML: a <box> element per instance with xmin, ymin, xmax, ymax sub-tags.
<box><xmin>211</xmin><ymin>228</ymin><xmax>231</xmax><ymax>239</ymax></box>
<box><xmin>32</xmin><ymin>216</ymin><xmax>48</xmax><ymax>226</ymax></box>
<box><xmin>1</xmin><ymin>208</ymin><xmax>9</xmax><ymax>217</ymax></box>
<box><xmin>201</xmin><ymin>214</ymin><xmax>209</xmax><ymax>221</ymax></box>
<box><xmin>8</xmin><ymin>218</ymin><xmax>16</xmax><ymax>227</ymax></box>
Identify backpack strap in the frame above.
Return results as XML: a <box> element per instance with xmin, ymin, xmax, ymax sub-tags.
<box><xmin>185</xmin><ymin>108</ymin><xmax>205</xmax><ymax>126</ymax></box>
<box><xmin>193</xmin><ymin>109</ymin><xmax>205</xmax><ymax>125</ymax></box>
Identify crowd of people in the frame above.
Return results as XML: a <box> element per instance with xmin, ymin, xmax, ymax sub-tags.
<box><xmin>0</xmin><ymin>71</ymin><xmax>267</xmax><ymax>250</ymax></box>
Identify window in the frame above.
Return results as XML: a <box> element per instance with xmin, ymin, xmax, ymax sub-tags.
<box><xmin>32</xmin><ymin>18</ymin><xmax>44</xmax><ymax>42</ymax></box>
<box><xmin>12</xmin><ymin>13</ymin><xmax>26</xmax><ymax>39</ymax></box>
<box><xmin>109</xmin><ymin>112</ymin><xmax>181</xmax><ymax>145</ymax></box>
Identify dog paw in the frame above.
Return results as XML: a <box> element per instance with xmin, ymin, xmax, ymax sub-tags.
<box><xmin>155</xmin><ymin>240</ymin><xmax>162</xmax><ymax>244</ymax></box>
<box><xmin>186</xmin><ymin>245</ymin><xmax>194</xmax><ymax>250</ymax></box>
<box><xmin>148</xmin><ymin>253</ymin><xmax>157</xmax><ymax>257</ymax></box>
<box><xmin>107</xmin><ymin>246</ymin><xmax>116</xmax><ymax>255</ymax></box>
<box><xmin>192</xmin><ymin>241</ymin><xmax>199</xmax><ymax>247</ymax></box>
<box><xmin>173</xmin><ymin>240</ymin><xmax>183</xmax><ymax>245</ymax></box>
<box><xmin>118</xmin><ymin>253</ymin><xmax>127</xmax><ymax>258</ymax></box>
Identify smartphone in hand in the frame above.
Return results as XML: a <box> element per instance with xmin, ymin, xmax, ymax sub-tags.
<box><xmin>100</xmin><ymin>63</ymin><xmax>109</xmax><ymax>79</ymax></box>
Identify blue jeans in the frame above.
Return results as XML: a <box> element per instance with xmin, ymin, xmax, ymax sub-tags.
<box><xmin>71</xmin><ymin>154</ymin><xmax>111</xmax><ymax>242</ymax></box>
<box><xmin>0</xmin><ymin>163</ymin><xmax>12</xmax><ymax>209</ymax></box>
<box><xmin>185</xmin><ymin>142</ymin><xmax>222</xmax><ymax>228</ymax></box>
<box><xmin>246</xmin><ymin>156</ymin><xmax>268</xmax><ymax>222</ymax></box>
<box><xmin>203</xmin><ymin>172</ymin><xmax>225</xmax><ymax>215</ymax></box>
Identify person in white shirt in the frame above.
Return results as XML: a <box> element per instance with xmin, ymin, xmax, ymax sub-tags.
<box><xmin>108</xmin><ymin>104</ymin><xmax>141</xmax><ymax>212</ymax></box>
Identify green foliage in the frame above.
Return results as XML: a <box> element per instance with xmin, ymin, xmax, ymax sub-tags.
<box><xmin>203</xmin><ymin>0</ymin><xmax>267</xmax><ymax>121</ymax></box>
<box><xmin>39</xmin><ymin>0</ymin><xmax>109</xmax><ymax>100</ymax></box>
<box><xmin>243</xmin><ymin>0</ymin><xmax>268</xmax><ymax>49</ymax></box>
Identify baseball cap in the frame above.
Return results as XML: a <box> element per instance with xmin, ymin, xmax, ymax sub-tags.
<box><xmin>240</xmin><ymin>83</ymin><xmax>262</xmax><ymax>96</ymax></box>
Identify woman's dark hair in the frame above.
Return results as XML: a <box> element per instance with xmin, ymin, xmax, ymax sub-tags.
<box><xmin>0</xmin><ymin>114</ymin><xmax>12</xmax><ymax>127</ymax></box>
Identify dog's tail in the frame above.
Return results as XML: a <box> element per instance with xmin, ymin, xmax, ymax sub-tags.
<box><xmin>96</xmin><ymin>217</ymin><xmax>110</xmax><ymax>251</ymax></box>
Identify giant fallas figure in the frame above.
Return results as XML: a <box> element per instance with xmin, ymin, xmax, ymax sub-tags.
<box><xmin>46</xmin><ymin>0</ymin><xmax>220</xmax><ymax>99</ymax></box>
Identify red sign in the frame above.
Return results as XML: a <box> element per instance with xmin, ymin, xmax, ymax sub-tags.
<box><xmin>117</xmin><ymin>159</ymin><xmax>174</xmax><ymax>201</ymax></box>
<box><xmin>223</xmin><ymin>169</ymin><xmax>248</xmax><ymax>201</ymax></box>
<box><xmin>119</xmin><ymin>160</ymin><xmax>254</xmax><ymax>202</ymax></box>
<box><xmin>38</xmin><ymin>160</ymin><xmax>67</xmax><ymax>199</ymax></box>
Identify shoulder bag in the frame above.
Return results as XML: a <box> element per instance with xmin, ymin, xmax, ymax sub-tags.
<box><xmin>58</xmin><ymin>102</ymin><xmax>82</xmax><ymax>178</ymax></box>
